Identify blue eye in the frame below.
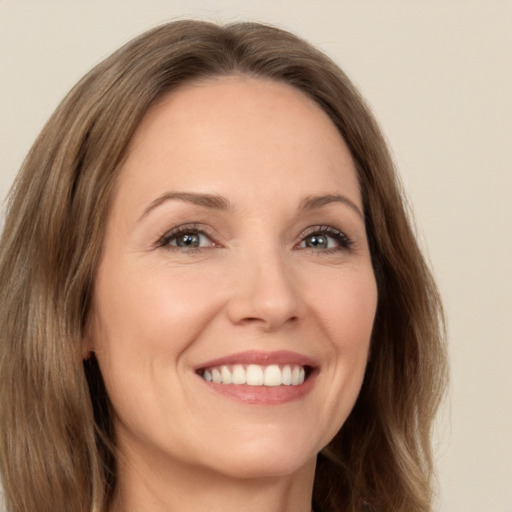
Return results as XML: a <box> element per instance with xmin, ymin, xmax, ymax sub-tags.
<box><xmin>298</xmin><ymin>227</ymin><xmax>353</xmax><ymax>251</ymax></box>
<box><xmin>159</xmin><ymin>226</ymin><xmax>215</xmax><ymax>250</ymax></box>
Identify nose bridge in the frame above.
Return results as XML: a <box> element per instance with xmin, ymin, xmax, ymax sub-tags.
<box><xmin>227</xmin><ymin>237</ymin><xmax>299</xmax><ymax>330</ymax></box>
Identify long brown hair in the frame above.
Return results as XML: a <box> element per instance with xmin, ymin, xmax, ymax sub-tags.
<box><xmin>0</xmin><ymin>20</ymin><xmax>447</xmax><ymax>512</ymax></box>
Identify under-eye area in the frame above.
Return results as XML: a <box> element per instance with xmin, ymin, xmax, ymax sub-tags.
<box><xmin>155</xmin><ymin>224</ymin><xmax>355</xmax><ymax>255</ymax></box>
<box><xmin>196</xmin><ymin>364</ymin><xmax>316</xmax><ymax>386</ymax></box>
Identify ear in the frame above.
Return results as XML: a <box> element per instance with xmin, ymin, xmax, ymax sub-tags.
<box><xmin>82</xmin><ymin>336</ymin><xmax>94</xmax><ymax>360</ymax></box>
<box><xmin>82</xmin><ymin>313</ymin><xmax>96</xmax><ymax>360</ymax></box>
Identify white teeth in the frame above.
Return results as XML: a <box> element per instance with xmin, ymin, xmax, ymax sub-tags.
<box><xmin>232</xmin><ymin>364</ymin><xmax>246</xmax><ymax>384</ymax></box>
<box><xmin>282</xmin><ymin>365</ymin><xmax>292</xmax><ymax>385</ymax></box>
<box><xmin>201</xmin><ymin>364</ymin><xmax>307</xmax><ymax>386</ymax></box>
<box><xmin>263</xmin><ymin>365</ymin><xmax>282</xmax><ymax>386</ymax></box>
<box><xmin>220</xmin><ymin>365</ymin><xmax>232</xmax><ymax>384</ymax></box>
<box><xmin>291</xmin><ymin>366</ymin><xmax>301</xmax><ymax>385</ymax></box>
<box><xmin>246</xmin><ymin>364</ymin><xmax>264</xmax><ymax>386</ymax></box>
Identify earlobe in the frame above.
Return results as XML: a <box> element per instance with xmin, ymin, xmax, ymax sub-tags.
<box><xmin>82</xmin><ymin>349</ymin><xmax>94</xmax><ymax>361</ymax></box>
<box><xmin>82</xmin><ymin>318</ymin><xmax>96</xmax><ymax>361</ymax></box>
<box><xmin>82</xmin><ymin>338</ymin><xmax>94</xmax><ymax>361</ymax></box>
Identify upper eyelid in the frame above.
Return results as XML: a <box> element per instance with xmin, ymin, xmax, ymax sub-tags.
<box><xmin>298</xmin><ymin>224</ymin><xmax>351</xmax><ymax>239</ymax></box>
<box><xmin>295</xmin><ymin>225</ymin><xmax>355</xmax><ymax>252</ymax></box>
<box><xmin>300</xmin><ymin>225</ymin><xmax>343</xmax><ymax>233</ymax></box>
<box><xmin>157</xmin><ymin>223</ymin><xmax>221</xmax><ymax>248</ymax></box>
<box><xmin>155</xmin><ymin>223</ymin><xmax>354</xmax><ymax>248</ymax></box>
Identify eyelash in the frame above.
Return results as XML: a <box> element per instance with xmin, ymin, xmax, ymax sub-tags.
<box><xmin>156</xmin><ymin>224</ymin><xmax>354</xmax><ymax>253</ymax></box>
<box><xmin>297</xmin><ymin>225</ymin><xmax>354</xmax><ymax>253</ymax></box>
<box><xmin>157</xmin><ymin>224</ymin><xmax>217</xmax><ymax>251</ymax></box>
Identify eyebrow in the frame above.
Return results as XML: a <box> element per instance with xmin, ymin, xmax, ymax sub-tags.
<box><xmin>138</xmin><ymin>192</ymin><xmax>230</xmax><ymax>221</ymax></box>
<box><xmin>299</xmin><ymin>194</ymin><xmax>364</xmax><ymax>219</ymax></box>
<box><xmin>138</xmin><ymin>191</ymin><xmax>363</xmax><ymax>221</ymax></box>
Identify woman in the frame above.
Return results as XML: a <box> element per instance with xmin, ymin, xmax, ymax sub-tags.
<box><xmin>0</xmin><ymin>20</ymin><xmax>447</xmax><ymax>512</ymax></box>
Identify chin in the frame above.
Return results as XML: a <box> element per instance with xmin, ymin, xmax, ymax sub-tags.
<box><xmin>196</xmin><ymin>432</ymin><xmax>321</xmax><ymax>480</ymax></box>
<box><xmin>213</xmin><ymin>453</ymin><xmax>315</xmax><ymax>480</ymax></box>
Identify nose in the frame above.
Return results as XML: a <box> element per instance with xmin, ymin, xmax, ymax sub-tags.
<box><xmin>226</xmin><ymin>247</ymin><xmax>300</xmax><ymax>332</ymax></box>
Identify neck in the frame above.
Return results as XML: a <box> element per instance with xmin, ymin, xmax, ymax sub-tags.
<box><xmin>109</xmin><ymin>448</ymin><xmax>317</xmax><ymax>512</ymax></box>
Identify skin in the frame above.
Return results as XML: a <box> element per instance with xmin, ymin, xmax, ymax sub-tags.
<box><xmin>85</xmin><ymin>76</ymin><xmax>378</xmax><ymax>512</ymax></box>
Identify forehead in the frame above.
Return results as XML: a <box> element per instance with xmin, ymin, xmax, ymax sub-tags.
<box><xmin>114</xmin><ymin>75</ymin><xmax>360</xmax><ymax>216</ymax></box>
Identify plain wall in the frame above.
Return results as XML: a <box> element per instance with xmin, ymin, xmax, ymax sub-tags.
<box><xmin>1</xmin><ymin>1</ymin><xmax>511</xmax><ymax>511</ymax></box>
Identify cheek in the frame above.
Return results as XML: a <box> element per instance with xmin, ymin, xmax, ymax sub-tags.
<box><xmin>306</xmin><ymin>268</ymin><xmax>377</xmax><ymax>429</ymax></box>
<box><xmin>309</xmin><ymin>266</ymin><xmax>377</xmax><ymax>348</ymax></box>
<box><xmin>91</xmin><ymin>261</ymin><xmax>224</xmax><ymax>358</ymax></box>
<box><xmin>88</xmin><ymin>262</ymin><xmax>226</xmax><ymax>427</ymax></box>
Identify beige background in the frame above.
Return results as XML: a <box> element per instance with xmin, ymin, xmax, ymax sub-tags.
<box><xmin>1</xmin><ymin>1</ymin><xmax>511</xmax><ymax>511</ymax></box>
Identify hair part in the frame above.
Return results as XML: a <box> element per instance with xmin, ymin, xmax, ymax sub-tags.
<box><xmin>0</xmin><ymin>20</ymin><xmax>447</xmax><ymax>512</ymax></box>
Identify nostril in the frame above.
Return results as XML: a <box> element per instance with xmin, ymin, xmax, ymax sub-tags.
<box><xmin>233</xmin><ymin>315</ymin><xmax>298</xmax><ymax>333</ymax></box>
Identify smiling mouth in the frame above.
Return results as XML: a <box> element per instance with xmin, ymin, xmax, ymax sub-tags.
<box><xmin>197</xmin><ymin>364</ymin><xmax>313</xmax><ymax>386</ymax></box>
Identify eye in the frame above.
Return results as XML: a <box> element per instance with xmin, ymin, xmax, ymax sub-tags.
<box><xmin>297</xmin><ymin>226</ymin><xmax>353</xmax><ymax>251</ymax></box>
<box><xmin>158</xmin><ymin>225</ymin><xmax>217</xmax><ymax>250</ymax></box>
<box><xmin>170</xmin><ymin>232</ymin><xmax>206</xmax><ymax>248</ymax></box>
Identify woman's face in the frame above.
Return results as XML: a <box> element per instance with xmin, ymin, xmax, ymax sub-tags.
<box><xmin>86</xmin><ymin>76</ymin><xmax>377</xmax><ymax>481</ymax></box>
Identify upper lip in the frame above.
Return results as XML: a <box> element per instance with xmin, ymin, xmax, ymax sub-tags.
<box><xmin>195</xmin><ymin>350</ymin><xmax>319</xmax><ymax>370</ymax></box>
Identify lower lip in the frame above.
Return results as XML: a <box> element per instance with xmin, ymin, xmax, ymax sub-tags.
<box><xmin>199</xmin><ymin>374</ymin><xmax>317</xmax><ymax>405</ymax></box>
